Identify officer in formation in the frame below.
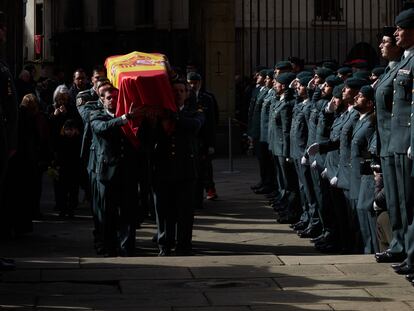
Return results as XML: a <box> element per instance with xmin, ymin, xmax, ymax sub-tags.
<box><xmin>248</xmin><ymin>55</ymin><xmax>386</xmax><ymax>254</ymax></box>
<box><xmin>89</xmin><ymin>86</ymin><xmax>140</xmax><ymax>257</ymax></box>
<box><xmin>151</xmin><ymin>79</ymin><xmax>205</xmax><ymax>256</ymax></box>
<box><xmin>186</xmin><ymin>72</ymin><xmax>217</xmax><ymax>208</ymax></box>
<box><xmin>247</xmin><ymin>7</ymin><xmax>414</xmax><ymax>286</ymax></box>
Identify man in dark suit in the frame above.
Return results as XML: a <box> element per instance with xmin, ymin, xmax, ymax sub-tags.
<box><xmin>90</xmin><ymin>86</ymin><xmax>140</xmax><ymax>257</ymax></box>
<box><xmin>374</xmin><ymin>26</ymin><xmax>405</xmax><ymax>263</ymax></box>
<box><xmin>152</xmin><ymin>79</ymin><xmax>205</xmax><ymax>256</ymax></box>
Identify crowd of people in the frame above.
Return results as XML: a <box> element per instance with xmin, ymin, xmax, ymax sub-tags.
<box><xmin>246</xmin><ymin>7</ymin><xmax>414</xmax><ymax>285</ymax></box>
<box><xmin>0</xmin><ymin>10</ymin><xmax>219</xmax><ymax>262</ymax></box>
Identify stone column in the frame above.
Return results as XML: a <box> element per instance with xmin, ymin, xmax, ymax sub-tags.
<box><xmin>190</xmin><ymin>0</ymin><xmax>235</xmax><ymax>123</ymax></box>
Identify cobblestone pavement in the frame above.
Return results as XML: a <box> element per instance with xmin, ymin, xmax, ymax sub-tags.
<box><xmin>1</xmin><ymin>157</ymin><xmax>413</xmax><ymax>310</ymax></box>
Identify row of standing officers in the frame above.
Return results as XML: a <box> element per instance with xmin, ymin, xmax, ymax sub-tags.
<box><xmin>247</xmin><ymin>8</ymin><xmax>414</xmax><ymax>281</ymax></box>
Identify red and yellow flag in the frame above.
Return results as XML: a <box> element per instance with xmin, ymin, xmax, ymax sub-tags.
<box><xmin>105</xmin><ymin>51</ymin><xmax>176</xmax><ymax>148</ymax></box>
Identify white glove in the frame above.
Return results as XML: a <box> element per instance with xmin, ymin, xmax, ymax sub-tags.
<box><xmin>408</xmin><ymin>146</ymin><xmax>412</xmax><ymax>160</ymax></box>
<box><xmin>311</xmin><ymin>160</ymin><xmax>317</xmax><ymax>169</ymax></box>
<box><xmin>321</xmin><ymin>168</ymin><xmax>328</xmax><ymax>179</ymax></box>
<box><xmin>330</xmin><ymin>176</ymin><xmax>338</xmax><ymax>187</ymax></box>
<box><xmin>326</xmin><ymin>98</ymin><xmax>336</xmax><ymax>113</ymax></box>
<box><xmin>307</xmin><ymin>143</ymin><xmax>319</xmax><ymax>156</ymax></box>
<box><xmin>301</xmin><ymin>156</ymin><xmax>308</xmax><ymax>165</ymax></box>
<box><xmin>208</xmin><ymin>147</ymin><xmax>215</xmax><ymax>155</ymax></box>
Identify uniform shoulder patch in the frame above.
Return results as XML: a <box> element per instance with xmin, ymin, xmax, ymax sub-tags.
<box><xmin>76</xmin><ymin>97</ymin><xmax>86</xmax><ymax>107</ymax></box>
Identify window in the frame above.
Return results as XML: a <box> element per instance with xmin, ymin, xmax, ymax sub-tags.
<box><xmin>315</xmin><ymin>0</ymin><xmax>343</xmax><ymax>21</ymax></box>
<box><xmin>99</xmin><ymin>0</ymin><xmax>115</xmax><ymax>29</ymax></box>
<box><xmin>135</xmin><ymin>0</ymin><xmax>154</xmax><ymax>27</ymax></box>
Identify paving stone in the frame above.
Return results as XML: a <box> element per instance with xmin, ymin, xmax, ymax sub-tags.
<box><xmin>365</xmin><ymin>286</ymin><xmax>414</xmax><ymax>300</ymax></box>
<box><xmin>0</xmin><ymin>270</ymin><xmax>41</xmax><ymax>282</ymax></box>
<box><xmin>190</xmin><ymin>264</ymin><xmax>342</xmax><ymax>279</ymax></box>
<box><xmin>0</xmin><ymin>295</ymin><xmax>35</xmax><ymax>306</ymax></box>
<box><xmin>14</xmin><ymin>257</ymin><xmax>79</xmax><ymax>269</ymax></box>
<box><xmin>121</xmin><ymin>278</ymin><xmax>278</xmax><ymax>294</ymax></box>
<box><xmin>41</xmin><ymin>267</ymin><xmax>192</xmax><ymax>282</ymax></box>
<box><xmin>80</xmin><ymin>255</ymin><xmax>283</xmax><ymax>268</ymax></box>
<box><xmin>37</xmin><ymin>292</ymin><xmax>209</xmax><ymax>309</ymax></box>
<box><xmin>329</xmin><ymin>301</ymin><xmax>414</xmax><ymax>310</ymax></box>
<box><xmin>205</xmin><ymin>288</ymin><xmax>374</xmax><ymax>305</ymax></box>
<box><xmin>250</xmin><ymin>304</ymin><xmax>332</xmax><ymax>310</ymax></box>
<box><xmin>334</xmin><ymin>263</ymin><xmax>395</xmax><ymax>275</ymax></box>
<box><xmin>274</xmin><ymin>274</ymin><xmax>408</xmax><ymax>290</ymax></box>
<box><xmin>279</xmin><ymin>255</ymin><xmax>376</xmax><ymax>265</ymax></box>
<box><xmin>0</xmin><ymin>282</ymin><xmax>119</xmax><ymax>295</ymax></box>
<box><xmin>403</xmin><ymin>301</ymin><xmax>414</xmax><ymax>309</ymax></box>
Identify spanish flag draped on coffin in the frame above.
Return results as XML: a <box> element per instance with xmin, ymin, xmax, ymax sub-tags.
<box><xmin>105</xmin><ymin>51</ymin><xmax>177</xmax><ymax>148</ymax></box>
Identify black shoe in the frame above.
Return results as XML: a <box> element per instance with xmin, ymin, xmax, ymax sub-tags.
<box><xmin>310</xmin><ymin>234</ymin><xmax>325</xmax><ymax>243</ymax></box>
<box><xmin>375</xmin><ymin>251</ymin><xmax>406</xmax><ymax>263</ymax></box>
<box><xmin>251</xmin><ymin>182</ymin><xmax>263</xmax><ymax>190</ymax></box>
<box><xmin>254</xmin><ymin>187</ymin><xmax>273</xmax><ymax>195</ymax></box>
<box><xmin>405</xmin><ymin>273</ymin><xmax>414</xmax><ymax>281</ymax></box>
<box><xmin>293</xmin><ymin>221</ymin><xmax>308</xmax><ymax>231</ymax></box>
<box><xmin>158</xmin><ymin>248</ymin><xmax>171</xmax><ymax>256</ymax></box>
<box><xmin>395</xmin><ymin>265</ymin><xmax>414</xmax><ymax>275</ymax></box>
<box><xmin>298</xmin><ymin>226</ymin><xmax>321</xmax><ymax>239</ymax></box>
<box><xmin>0</xmin><ymin>258</ymin><xmax>16</xmax><ymax>271</ymax></box>
<box><xmin>391</xmin><ymin>261</ymin><xmax>407</xmax><ymax>270</ymax></box>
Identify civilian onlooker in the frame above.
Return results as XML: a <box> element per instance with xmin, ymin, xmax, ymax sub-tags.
<box><xmin>15</xmin><ymin>69</ymin><xmax>35</xmax><ymax>103</ymax></box>
<box><xmin>54</xmin><ymin>119</ymin><xmax>82</xmax><ymax>218</ymax></box>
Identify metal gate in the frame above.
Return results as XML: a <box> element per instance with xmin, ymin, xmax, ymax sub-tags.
<box><xmin>236</xmin><ymin>0</ymin><xmax>403</xmax><ymax>76</ymax></box>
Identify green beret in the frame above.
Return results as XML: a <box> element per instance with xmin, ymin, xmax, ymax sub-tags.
<box><xmin>344</xmin><ymin>77</ymin><xmax>369</xmax><ymax>90</ymax></box>
<box><xmin>352</xmin><ymin>70</ymin><xmax>371</xmax><ymax>81</ymax></box>
<box><xmin>382</xmin><ymin>26</ymin><xmax>397</xmax><ymax>43</ymax></box>
<box><xmin>266</xmin><ymin>69</ymin><xmax>274</xmax><ymax>79</ymax></box>
<box><xmin>275</xmin><ymin>61</ymin><xmax>293</xmax><ymax>70</ymax></box>
<box><xmin>322</xmin><ymin>61</ymin><xmax>339</xmax><ymax>72</ymax></box>
<box><xmin>325</xmin><ymin>75</ymin><xmax>342</xmax><ymax>87</ymax></box>
<box><xmin>296</xmin><ymin>71</ymin><xmax>313</xmax><ymax>79</ymax></box>
<box><xmin>337</xmin><ymin>67</ymin><xmax>353</xmax><ymax>75</ymax></box>
<box><xmin>371</xmin><ymin>67</ymin><xmax>385</xmax><ymax>76</ymax></box>
<box><xmin>359</xmin><ymin>85</ymin><xmax>375</xmax><ymax>101</ymax></box>
<box><xmin>276</xmin><ymin>72</ymin><xmax>296</xmax><ymax>85</ymax></box>
<box><xmin>333</xmin><ymin>84</ymin><xmax>344</xmax><ymax>98</ymax></box>
<box><xmin>395</xmin><ymin>8</ymin><xmax>414</xmax><ymax>29</ymax></box>
<box><xmin>187</xmin><ymin>72</ymin><xmax>201</xmax><ymax>81</ymax></box>
<box><xmin>258</xmin><ymin>69</ymin><xmax>268</xmax><ymax>78</ymax></box>
<box><xmin>315</xmin><ymin>67</ymin><xmax>334</xmax><ymax>80</ymax></box>
<box><xmin>298</xmin><ymin>75</ymin><xmax>312</xmax><ymax>86</ymax></box>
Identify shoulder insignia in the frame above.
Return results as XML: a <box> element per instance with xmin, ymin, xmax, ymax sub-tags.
<box><xmin>76</xmin><ymin>97</ymin><xmax>85</xmax><ymax>107</ymax></box>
